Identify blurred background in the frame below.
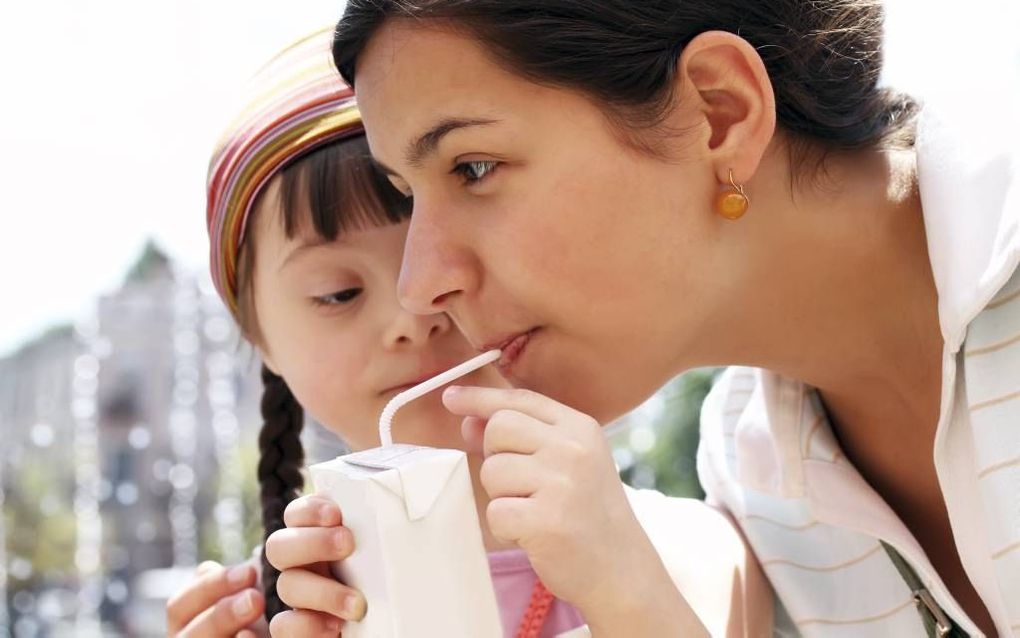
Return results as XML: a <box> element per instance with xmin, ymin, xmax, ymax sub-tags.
<box><xmin>1</xmin><ymin>0</ymin><xmax>1017</xmax><ymax>635</ymax></box>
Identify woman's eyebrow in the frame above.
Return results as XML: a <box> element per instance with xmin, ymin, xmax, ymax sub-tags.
<box><xmin>404</xmin><ymin>117</ymin><xmax>499</xmax><ymax>168</ymax></box>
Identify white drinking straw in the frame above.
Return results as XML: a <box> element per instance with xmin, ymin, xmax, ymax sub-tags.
<box><xmin>378</xmin><ymin>349</ymin><xmax>501</xmax><ymax>447</ymax></box>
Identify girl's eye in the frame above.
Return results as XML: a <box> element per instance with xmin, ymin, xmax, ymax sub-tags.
<box><xmin>312</xmin><ymin>288</ymin><xmax>362</xmax><ymax>307</ymax></box>
<box><xmin>453</xmin><ymin>160</ymin><xmax>499</xmax><ymax>185</ymax></box>
<box><xmin>387</xmin><ymin>177</ymin><xmax>413</xmax><ymax>199</ymax></box>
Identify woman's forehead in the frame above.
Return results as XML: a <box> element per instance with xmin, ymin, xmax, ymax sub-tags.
<box><xmin>358</xmin><ymin>27</ymin><xmax>519</xmax><ymax>131</ymax></box>
<box><xmin>356</xmin><ymin>25</ymin><xmax>594</xmax><ymax>172</ymax></box>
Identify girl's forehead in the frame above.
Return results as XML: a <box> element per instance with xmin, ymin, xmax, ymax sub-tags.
<box><xmin>264</xmin><ymin>213</ymin><xmax>410</xmax><ymax>272</ymax></box>
<box><xmin>253</xmin><ymin>141</ymin><xmax>412</xmax><ymax>245</ymax></box>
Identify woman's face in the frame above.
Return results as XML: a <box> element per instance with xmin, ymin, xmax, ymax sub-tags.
<box><xmin>355</xmin><ymin>22</ymin><xmax>732</xmax><ymax>421</ymax></box>
<box><xmin>250</xmin><ymin>176</ymin><xmax>504</xmax><ymax>451</ymax></box>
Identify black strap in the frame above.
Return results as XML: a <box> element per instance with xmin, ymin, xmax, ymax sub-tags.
<box><xmin>881</xmin><ymin>542</ymin><xmax>969</xmax><ymax>637</ymax></box>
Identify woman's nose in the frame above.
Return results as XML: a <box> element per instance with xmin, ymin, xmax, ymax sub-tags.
<box><xmin>396</xmin><ymin>205</ymin><xmax>478</xmax><ymax>315</ymax></box>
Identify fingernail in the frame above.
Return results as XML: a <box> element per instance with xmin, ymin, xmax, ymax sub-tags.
<box><xmin>326</xmin><ymin>616</ymin><xmax>343</xmax><ymax>633</ymax></box>
<box><xmin>196</xmin><ymin>560</ymin><xmax>220</xmax><ymax>576</ymax></box>
<box><xmin>232</xmin><ymin>590</ymin><xmax>254</xmax><ymax>617</ymax></box>
<box><xmin>344</xmin><ymin>595</ymin><xmax>365</xmax><ymax>619</ymax></box>
<box><xmin>334</xmin><ymin>528</ymin><xmax>349</xmax><ymax>553</ymax></box>
<box><xmin>320</xmin><ymin>504</ymin><xmax>336</xmax><ymax>525</ymax></box>
<box><xmin>227</xmin><ymin>564</ymin><xmax>249</xmax><ymax>585</ymax></box>
<box><xmin>443</xmin><ymin>386</ymin><xmax>461</xmax><ymax>399</ymax></box>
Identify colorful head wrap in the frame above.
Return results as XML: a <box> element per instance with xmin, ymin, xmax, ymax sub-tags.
<box><xmin>206</xmin><ymin>27</ymin><xmax>362</xmax><ymax>315</ymax></box>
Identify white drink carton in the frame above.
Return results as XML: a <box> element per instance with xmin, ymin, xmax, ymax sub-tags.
<box><xmin>309</xmin><ymin>443</ymin><xmax>502</xmax><ymax>638</ymax></box>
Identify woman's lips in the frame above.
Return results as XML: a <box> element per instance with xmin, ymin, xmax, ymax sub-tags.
<box><xmin>380</xmin><ymin>330</ymin><xmax>537</xmax><ymax>396</ymax></box>
<box><xmin>492</xmin><ymin>329</ymin><xmax>537</xmax><ymax>374</ymax></box>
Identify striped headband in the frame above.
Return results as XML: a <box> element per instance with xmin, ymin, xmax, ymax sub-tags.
<box><xmin>206</xmin><ymin>26</ymin><xmax>362</xmax><ymax>315</ymax></box>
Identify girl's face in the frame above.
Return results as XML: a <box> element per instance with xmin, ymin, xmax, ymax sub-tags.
<box><xmin>354</xmin><ymin>23</ymin><xmax>733</xmax><ymax>422</ymax></box>
<box><xmin>250</xmin><ymin>177</ymin><xmax>504</xmax><ymax>451</ymax></box>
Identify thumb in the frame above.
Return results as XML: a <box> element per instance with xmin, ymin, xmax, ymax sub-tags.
<box><xmin>196</xmin><ymin>560</ymin><xmax>221</xmax><ymax>576</ymax></box>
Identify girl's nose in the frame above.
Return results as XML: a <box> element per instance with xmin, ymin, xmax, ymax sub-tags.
<box><xmin>382</xmin><ymin>307</ymin><xmax>452</xmax><ymax>350</ymax></box>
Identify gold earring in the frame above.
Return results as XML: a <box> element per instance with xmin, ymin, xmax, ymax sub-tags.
<box><xmin>715</xmin><ymin>170</ymin><xmax>749</xmax><ymax>220</ymax></box>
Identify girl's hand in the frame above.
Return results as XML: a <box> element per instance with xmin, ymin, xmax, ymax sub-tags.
<box><xmin>263</xmin><ymin>495</ymin><xmax>367</xmax><ymax>637</ymax></box>
<box><xmin>447</xmin><ymin>385</ymin><xmax>705</xmax><ymax>637</ymax></box>
<box><xmin>166</xmin><ymin>559</ymin><xmax>268</xmax><ymax>638</ymax></box>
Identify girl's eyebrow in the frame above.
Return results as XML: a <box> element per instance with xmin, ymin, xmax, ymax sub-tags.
<box><xmin>279</xmin><ymin>236</ymin><xmax>346</xmax><ymax>272</ymax></box>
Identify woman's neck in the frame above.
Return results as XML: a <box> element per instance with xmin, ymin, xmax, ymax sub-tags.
<box><xmin>709</xmin><ymin>146</ymin><xmax>944</xmax><ymax>442</ymax></box>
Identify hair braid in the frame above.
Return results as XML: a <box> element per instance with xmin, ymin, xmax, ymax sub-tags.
<box><xmin>256</xmin><ymin>364</ymin><xmax>306</xmax><ymax>622</ymax></box>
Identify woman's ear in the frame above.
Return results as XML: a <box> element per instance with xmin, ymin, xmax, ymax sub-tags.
<box><xmin>676</xmin><ymin>30</ymin><xmax>777</xmax><ymax>185</ymax></box>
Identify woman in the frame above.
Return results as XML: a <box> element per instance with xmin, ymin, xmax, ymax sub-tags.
<box><xmin>168</xmin><ymin>26</ymin><xmax>768</xmax><ymax>638</ymax></box>
<box><xmin>330</xmin><ymin>1</ymin><xmax>1019</xmax><ymax>636</ymax></box>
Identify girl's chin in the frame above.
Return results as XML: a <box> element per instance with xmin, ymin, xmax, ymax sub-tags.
<box><xmin>404</xmin><ymin>433</ymin><xmax>469</xmax><ymax>450</ymax></box>
<box><xmin>347</xmin><ymin>436</ymin><xmax>467</xmax><ymax>451</ymax></box>
<box><xmin>377</xmin><ymin>410</ymin><xmax>465</xmax><ymax>451</ymax></box>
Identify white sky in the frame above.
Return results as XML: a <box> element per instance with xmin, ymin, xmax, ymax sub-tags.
<box><xmin>0</xmin><ymin>0</ymin><xmax>1017</xmax><ymax>357</ymax></box>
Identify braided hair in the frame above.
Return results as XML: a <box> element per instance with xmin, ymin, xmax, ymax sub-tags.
<box><xmin>257</xmin><ymin>364</ymin><xmax>305</xmax><ymax>622</ymax></box>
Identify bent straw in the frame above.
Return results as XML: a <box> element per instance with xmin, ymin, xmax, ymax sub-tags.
<box><xmin>378</xmin><ymin>349</ymin><xmax>501</xmax><ymax>447</ymax></box>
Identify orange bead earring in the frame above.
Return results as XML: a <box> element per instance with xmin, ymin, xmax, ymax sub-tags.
<box><xmin>715</xmin><ymin>170</ymin><xmax>749</xmax><ymax>220</ymax></box>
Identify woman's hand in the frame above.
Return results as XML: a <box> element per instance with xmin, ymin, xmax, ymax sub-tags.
<box><xmin>263</xmin><ymin>495</ymin><xmax>367</xmax><ymax>637</ymax></box>
<box><xmin>166</xmin><ymin>559</ymin><xmax>268</xmax><ymax>637</ymax></box>
<box><xmin>447</xmin><ymin>385</ymin><xmax>706</xmax><ymax>638</ymax></box>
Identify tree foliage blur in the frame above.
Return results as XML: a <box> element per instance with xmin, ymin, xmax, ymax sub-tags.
<box><xmin>615</xmin><ymin>370</ymin><xmax>716</xmax><ymax>499</ymax></box>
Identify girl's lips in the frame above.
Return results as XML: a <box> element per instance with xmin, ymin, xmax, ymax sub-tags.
<box><xmin>382</xmin><ymin>382</ymin><xmax>418</xmax><ymax>396</ymax></box>
<box><xmin>380</xmin><ymin>365</ymin><xmax>461</xmax><ymax>396</ymax></box>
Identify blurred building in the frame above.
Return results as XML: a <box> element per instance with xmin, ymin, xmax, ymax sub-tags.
<box><xmin>0</xmin><ymin>322</ymin><xmax>81</xmax><ymax>637</ymax></box>
<box><xmin>0</xmin><ymin>242</ymin><xmax>269</xmax><ymax>636</ymax></box>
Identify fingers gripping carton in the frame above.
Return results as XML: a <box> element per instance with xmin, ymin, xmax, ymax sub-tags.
<box><xmin>308</xmin><ymin>352</ymin><xmax>503</xmax><ymax>638</ymax></box>
<box><xmin>310</xmin><ymin>445</ymin><xmax>500</xmax><ymax>637</ymax></box>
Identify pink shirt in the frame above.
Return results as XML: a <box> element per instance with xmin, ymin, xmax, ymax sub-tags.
<box><xmin>488</xmin><ymin>549</ymin><xmax>585</xmax><ymax>638</ymax></box>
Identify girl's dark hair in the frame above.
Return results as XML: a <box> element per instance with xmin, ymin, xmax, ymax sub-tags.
<box><xmin>332</xmin><ymin>0</ymin><xmax>917</xmax><ymax>158</ymax></box>
<box><xmin>236</xmin><ymin>134</ymin><xmax>411</xmax><ymax>623</ymax></box>
<box><xmin>256</xmin><ymin>364</ymin><xmax>305</xmax><ymax>620</ymax></box>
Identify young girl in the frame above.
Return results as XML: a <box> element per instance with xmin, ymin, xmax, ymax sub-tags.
<box><xmin>167</xmin><ymin>28</ymin><xmax>769</xmax><ymax>638</ymax></box>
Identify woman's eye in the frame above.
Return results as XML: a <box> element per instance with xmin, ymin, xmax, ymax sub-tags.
<box><xmin>453</xmin><ymin>160</ymin><xmax>499</xmax><ymax>185</ymax></box>
<box><xmin>313</xmin><ymin>288</ymin><xmax>362</xmax><ymax>307</ymax></box>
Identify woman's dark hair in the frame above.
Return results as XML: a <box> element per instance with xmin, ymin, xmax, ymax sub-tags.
<box><xmin>235</xmin><ymin>134</ymin><xmax>411</xmax><ymax>623</ymax></box>
<box><xmin>332</xmin><ymin>0</ymin><xmax>917</xmax><ymax>158</ymax></box>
